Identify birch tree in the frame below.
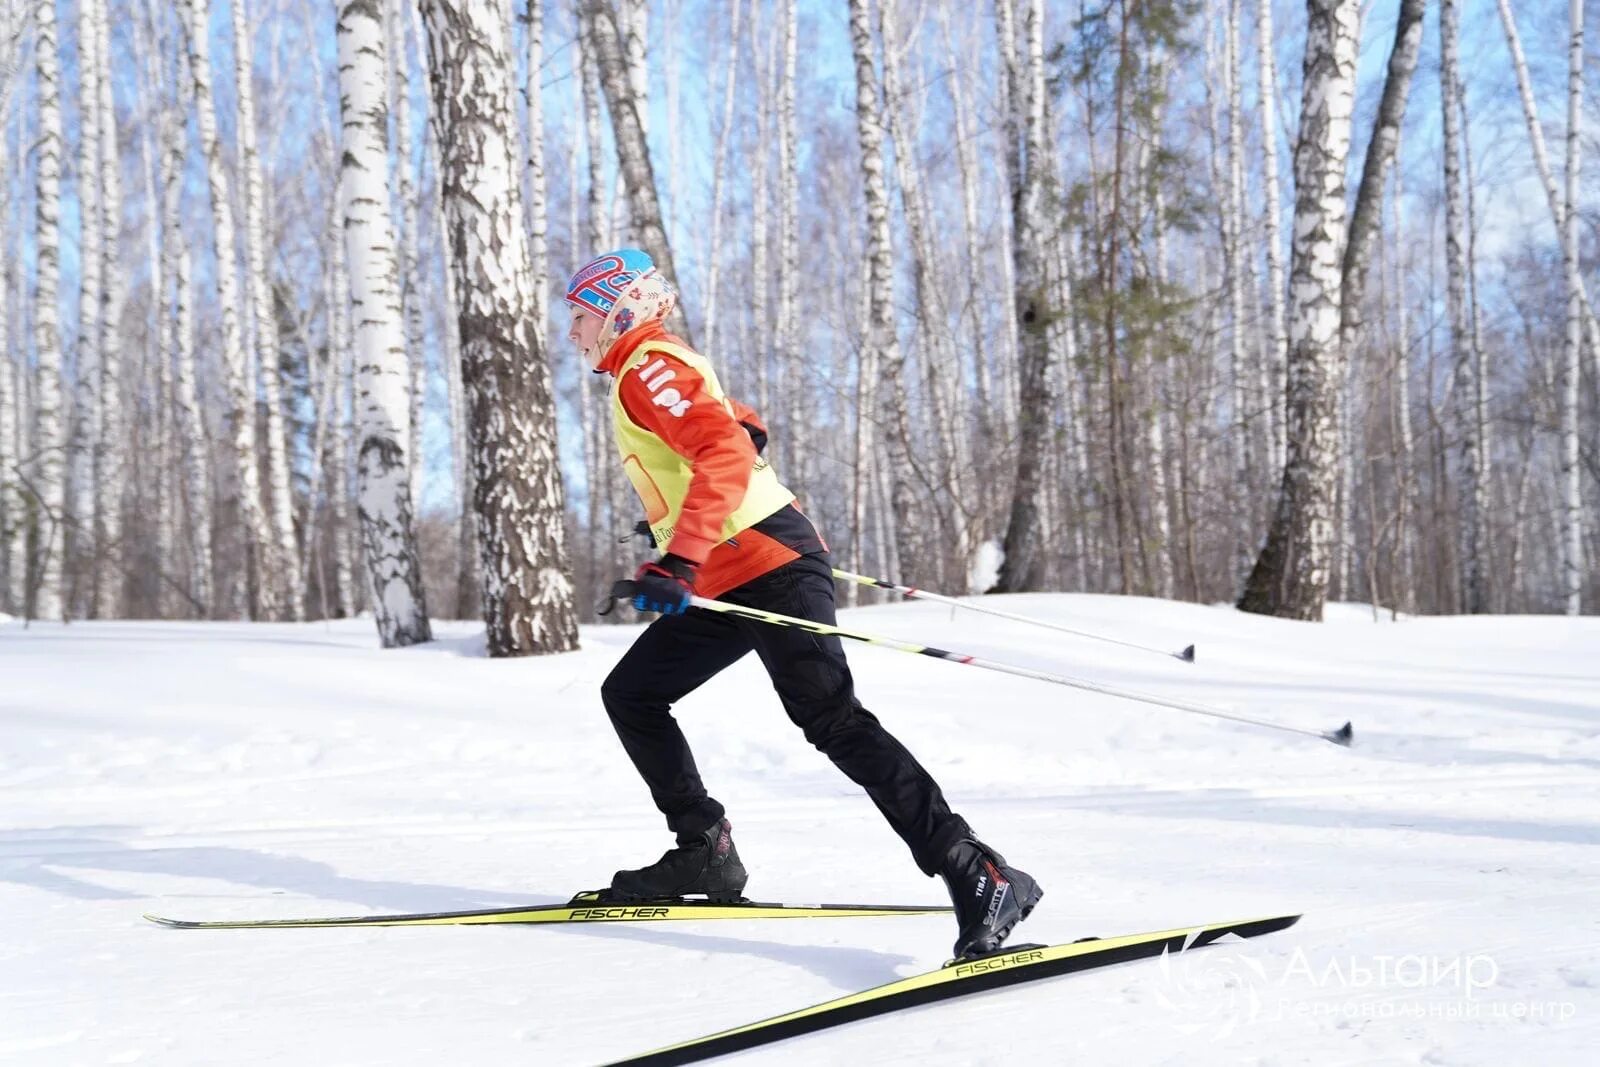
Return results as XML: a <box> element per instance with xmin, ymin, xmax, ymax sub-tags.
<box><xmin>92</xmin><ymin>0</ymin><xmax>125</xmax><ymax>617</ymax></box>
<box><xmin>28</xmin><ymin>0</ymin><xmax>66</xmax><ymax>620</ymax></box>
<box><xmin>847</xmin><ymin>0</ymin><xmax>921</xmax><ymax>581</ymax></box>
<box><xmin>524</xmin><ymin>0</ymin><xmax>548</xmax><ymax>352</ymax></box>
<box><xmin>159</xmin><ymin>23</ymin><xmax>213</xmax><ymax>615</ymax></box>
<box><xmin>777</xmin><ymin>0</ymin><xmax>803</xmax><ymax>492</ymax></box>
<box><xmin>234</xmin><ymin>0</ymin><xmax>301</xmax><ymax>618</ymax></box>
<box><xmin>880</xmin><ymin>0</ymin><xmax>967</xmax><ymax>579</ymax></box>
<box><xmin>1340</xmin><ymin>0</ymin><xmax>1424</xmax><ymax>607</ymax></box>
<box><xmin>338</xmin><ymin>0</ymin><xmax>433</xmax><ymax>647</ymax></box>
<box><xmin>700</xmin><ymin>0</ymin><xmax>741</xmax><ymax>357</ymax></box>
<box><xmin>1238</xmin><ymin>0</ymin><xmax>1360</xmax><ymax>620</ymax></box>
<box><xmin>1561</xmin><ymin>0</ymin><xmax>1584</xmax><ymax>614</ymax></box>
<box><xmin>1440</xmin><ymin>0</ymin><xmax>1488</xmax><ymax>614</ymax></box>
<box><xmin>184</xmin><ymin>0</ymin><xmax>271</xmax><ymax>619</ymax></box>
<box><xmin>1495</xmin><ymin>0</ymin><xmax>1600</xmax><ymax>380</ymax></box>
<box><xmin>0</xmin><ymin>108</ymin><xmax>16</xmax><ymax>611</ymax></box>
<box><xmin>327</xmin><ymin>230</ymin><xmax>357</xmax><ymax>618</ymax></box>
<box><xmin>419</xmin><ymin>0</ymin><xmax>578</xmax><ymax>655</ymax></box>
<box><xmin>579</xmin><ymin>0</ymin><xmax>683</xmax><ymax>305</ymax></box>
<box><xmin>386</xmin><ymin>0</ymin><xmax>426</xmax><ymax>511</ymax></box>
<box><xmin>72</xmin><ymin>0</ymin><xmax>104</xmax><ymax>615</ymax></box>
<box><xmin>1257</xmin><ymin>0</ymin><xmax>1286</xmax><ymax>472</ymax></box>
<box><xmin>991</xmin><ymin>0</ymin><xmax>1053</xmax><ymax>593</ymax></box>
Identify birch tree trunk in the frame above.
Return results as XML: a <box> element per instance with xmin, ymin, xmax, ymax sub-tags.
<box><xmin>880</xmin><ymin>0</ymin><xmax>966</xmax><ymax>579</ymax></box>
<box><xmin>580</xmin><ymin>0</ymin><xmax>682</xmax><ymax>306</ymax></box>
<box><xmin>1257</xmin><ymin>0</ymin><xmax>1287</xmax><ymax>474</ymax></box>
<box><xmin>991</xmin><ymin>0</ymin><xmax>1052</xmax><ymax>593</ymax></box>
<box><xmin>420</xmin><ymin>0</ymin><xmax>579</xmax><ymax>656</ymax></box>
<box><xmin>847</xmin><ymin>0</ymin><xmax>919</xmax><ymax>583</ymax></box>
<box><xmin>184</xmin><ymin>0</ymin><xmax>269</xmax><ymax>619</ymax></box>
<box><xmin>580</xmin><ymin>10</ymin><xmax>607</xmax><ymax>254</ymax></box>
<box><xmin>161</xmin><ymin>36</ymin><xmax>214</xmax><ymax>615</ymax></box>
<box><xmin>72</xmin><ymin>0</ymin><xmax>104</xmax><ymax>616</ymax></box>
<box><xmin>338</xmin><ymin>0</ymin><xmax>433</xmax><ymax>648</ymax></box>
<box><xmin>622</xmin><ymin>0</ymin><xmax>647</xmax><ymax>135</ymax></box>
<box><xmin>1225</xmin><ymin>0</ymin><xmax>1255</xmax><ymax>521</ymax></box>
<box><xmin>524</xmin><ymin>0</ymin><xmax>548</xmax><ymax>352</ymax></box>
<box><xmin>1340</xmin><ymin>0</ymin><xmax>1424</xmax><ymax>607</ymax></box>
<box><xmin>327</xmin><ymin>232</ymin><xmax>356</xmax><ymax>618</ymax></box>
<box><xmin>1390</xmin><ymin>146</ymin><xmax>1416</xmax><ymax>614</ymax></box>
<box><xmin>29</xmin><ymin>0</ymin><xmax>67</xmax><ymax>620</ymax></box>
<box><xmin>942</xmin><ymin>9</ymin><xmax>995</xmax><ymax>528</ymax></box>
<box><xmin>1496</xmin><ymin>0</ymin><xmax>1600</xmax><ymax>384</ymax></box>
<box><xmin>89</xmin><ymin>0</ymin><xmax>127</xmax><ymax>618</ymax></box>
<box><xmin>1237</xmin><ymin>0</ymin><xmax>1360</xmax><ymax>621</ymax></box>
<box><xmin>1440</xmin><ymin>0</ymin><xmax>1487</xmax><ymax>615</ymax></box>
<box><xmin>0</xmin><ymin>108</ymin><xmax>16</xmax><ymax>609</ymax></box>
<box><xmin>1562</xmin><ymin>0</ymin><xmax>1584</xmax><ymax>614</ymax></box>
<box><xmin>751</xmin><ymin>3</ymin><xmax>771</xmax><ymax>413</ymax></box>
<box><xmin>389</xmin><ymin>0</ymin><xmax>427</xmax><ymax>511</ymax></box>
<box><xmin>700</xmin><ymin>0</ymin><xmax>741</xmax><ymax>358</ymax></box>
<box><xmin>777</xmin><ymin>0</ymin><xmax>804</xmax><ymax>493</ymax></box>
<box><xmin>423</xmin><ymin>105</ymin><xmax>474</xmax><ymax>619</ymax></box>
<box><xmin>234</xmin><ymin>0</ymin><xmax>301</xmax><ymax>619</ymax></box>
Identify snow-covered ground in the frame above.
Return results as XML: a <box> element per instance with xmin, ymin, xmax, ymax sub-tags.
<box><xmin>3</xmin><ymin>595</ymin><xmax>1597</xmax><ymax>1065</ymax></box>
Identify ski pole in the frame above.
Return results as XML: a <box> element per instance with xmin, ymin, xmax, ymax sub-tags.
<box><xmin>609</xmin><ymin>582</ymin><xmax>1353</xmax><ymax>748</ymax></box>
<box><xmin>831</xmin><ymin>566</ymin><xmax>1197</xmax><ymax>663</ymax></box>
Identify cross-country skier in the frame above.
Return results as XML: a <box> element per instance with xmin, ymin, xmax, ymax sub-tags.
<box><xmin>565</xmin><ymin>248</ymin><xmax>1041</xmax><ymax>959</ymax></box>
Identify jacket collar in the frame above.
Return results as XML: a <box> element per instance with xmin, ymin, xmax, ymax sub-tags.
<box><xmin>598</xmin><ymin>319</ymin><xmax>674</xmax><ymax>376</ymax></box>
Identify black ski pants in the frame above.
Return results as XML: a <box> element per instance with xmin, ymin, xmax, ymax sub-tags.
<box><xmin>600</xmin><ymin>553</ymin><xmax>970</xmax><ymax>876</ymax></box>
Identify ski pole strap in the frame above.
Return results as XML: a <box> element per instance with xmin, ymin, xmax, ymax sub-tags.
<box><xmin>830</xmin><ymin>567</ymin><xmax>1196</xmax><ymax>663</ymax></box>
<box><xmin>608</xmin><ymin>581</ymin><xmax>1350</xmax><ymax>747</ymax></box>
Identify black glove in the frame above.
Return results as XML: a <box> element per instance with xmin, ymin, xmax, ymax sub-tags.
<box><xmin>630</xmin><ymin>554</ymin><xmax>698</xmax><ymax>615</ymax></box>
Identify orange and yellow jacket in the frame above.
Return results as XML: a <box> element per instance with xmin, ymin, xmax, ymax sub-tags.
<box><xmin>599</xmin><ymin>319</ymin><xmax>824</xmax><ymax>598</ymax></box>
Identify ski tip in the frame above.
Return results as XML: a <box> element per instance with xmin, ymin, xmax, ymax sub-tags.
<box><xmin>1325</xmin><ymin>721</ymin><xmax>1354</xmax><ymax>747</ymax></box>
<box><xmin>1177</xmin><ymin>644</ymin><xmax>1196</xmax><ymax>663</ymax></box>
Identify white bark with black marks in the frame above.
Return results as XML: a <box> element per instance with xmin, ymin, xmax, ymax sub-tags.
<box><xmin>580</xmin><ymin>0</ymin><xmax>681</xmax><ymax>305</ymax></box>
<box><xmin>327</xmin><ymin>231</ymin><xmax>357</xmax><ymax>618</ymax></box>
<box><xmin>66</xmin><ymin>0</ymin><xmax>104</xmax><ymax>618</ymax></box>
<box><xmin>162</xmin><ymin>35</ymin><xmax>214</xmax><ymax>615</ymax></box>
<box><xmin>1496</xmin><ymin>0</ymin><xmax>1600</xmax><ymax>387</ymax></box>
<box><xmin>0</xmin><ymin>106</ymin><xmax>17</xmax><ymax>610</ymax></box>
<box><xmin>92</xmin><ymin>0</ymin><xmax>124</xmax><ymax>618</ymax></box>
<box><xmin>234</xmin><ymin>0</ymin><xmax>301</xmax><ymax>618</ymax></box>
<box><xmin>30</xmin><ymin>0</ymin><xmax>67</xmax><ymax>620</ymax></box>
<box><xmin>701</xmin><ymin>0</ymin><xmax>741</xmax><ymax>358</ymax></box>
<box><xmin>524</xmin><ymin>0</ymin><xmax>548</xmax><ymax>352</ymax></box>
<box><xmin>1562</xmin><ymin>0</ymin><xmax>1584</xmax><ymax>614</ymax></box>
<box><xmin>1257</xmin><ymin>0</ymin><xmax>1287</xmax><ymax>473</ymax></box>
<box><xmin>991</xmin><ymin>0</ymin><xmax>1052</xmax><ymax>593</ymax></box>
<box><xmin>338</xmin><ymin>0</ymin><xmax>433</xmax><ymax>648</ymax></box>
<box><xmin>419</xmin><ymin>0</ymin><xmax>578</xmax><ymax>655</ymax></box>
<box><xmin>847</xmin><ymin>0</ymin><xmax>918</xmax><ymax>582</ymax></box>
<box><xmin>389</xmin><ymin>0</ymin><xmax>427</xmax><ymax>510</ymax></box>
<box><xmin>1440</xmin><ymin>0</ymin><xmax>1488</xmax><ymax>614</ymax></box>
<box><xmin>1238</xmin><ymin>0</ymin><xmax>1360</xmax><ymax>620</ymax></box>
<box><xmin>184</xmin><ymin>0</ymin><xmax>270</xmax><ymax>619</ymax></box>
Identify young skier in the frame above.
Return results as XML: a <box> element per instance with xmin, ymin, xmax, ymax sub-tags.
<box><xmin>565</xmin><ymin>248</ymin><xmax>1041</xmax><ymax>958</ymax></box>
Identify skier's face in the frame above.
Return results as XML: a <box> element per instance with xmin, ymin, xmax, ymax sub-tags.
<box><xmin>569</xmin><ymin>306</ymin><xmax>606</xmax><ymax>368</ymax></box>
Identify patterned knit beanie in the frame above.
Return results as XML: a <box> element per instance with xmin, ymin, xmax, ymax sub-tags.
<box><xmin>565</xmin><ymin>248</ymin><xmax>678</xmax><ymax>361</ymax></box>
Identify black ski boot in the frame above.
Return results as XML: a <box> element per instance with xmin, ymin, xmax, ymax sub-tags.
<box><xmin>940</xmin><ymin>837</ymin><xmax>1043</xmax><ymax>959</ymax></box>
<box><xmin>610</xmin><ymin>819</ymin><xmax>748</xmax><ymax>901</ymax></box>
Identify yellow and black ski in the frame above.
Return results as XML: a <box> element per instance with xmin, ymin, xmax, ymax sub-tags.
<box><xmin>143</xmin><ymin>891</ymin><xmax>951</xmax><ymax>929</ymax></box>
<box><xmin>605</xmin><ymin>913</ymin><xmax>1301</xmax><ymax>1066</ymax></box>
